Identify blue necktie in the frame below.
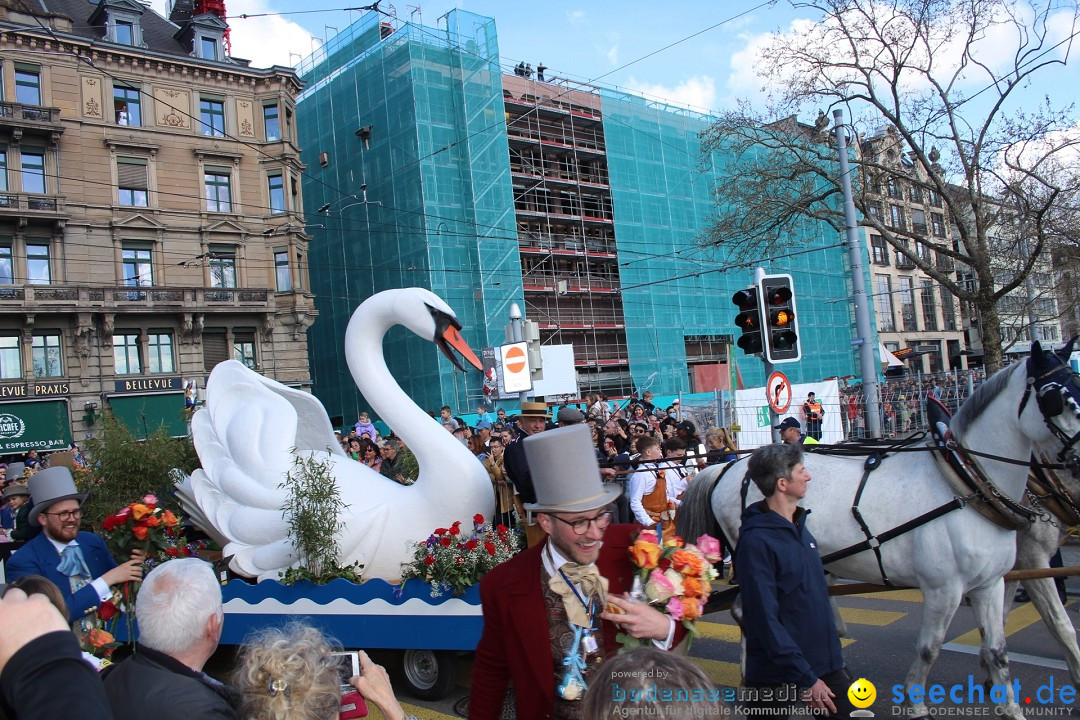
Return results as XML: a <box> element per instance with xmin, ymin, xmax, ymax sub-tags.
<box><xmin>58</xmin><ymin>544</ymin><xmax>92</xmax><ymax>580</ymax></box>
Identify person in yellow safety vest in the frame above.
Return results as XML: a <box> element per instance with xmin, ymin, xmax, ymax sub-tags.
<box><xmin>776</xmin><ymin>417</ymin><xmax>819</xmax><ymax>445</ymax></box>
<box><xmin>803</xmin><ymin>392</ymin><xmax>824</xmax><ymax>441</ymax></box>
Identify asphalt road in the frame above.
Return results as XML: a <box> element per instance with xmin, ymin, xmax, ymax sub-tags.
<box><xmin>380</xmin><ymin>550</ymin><xmax>1080</xmax><ymax>720</ymax></box>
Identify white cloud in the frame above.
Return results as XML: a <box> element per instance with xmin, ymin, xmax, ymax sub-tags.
<box><xmin>627</xmin><ymin>75</ymin><xmax>717</xmax><ymax>113</ymax></box>
<box><xmin>605</xmin><ymin>44</ymin><xmax>619</xmax><ymax>65</ymax></box>
<box><xmin>566</xmin><ymin>9</ymin><xmax>586</xmax><ymax>27</ymax></box>
<box><xmin>147</xmin><ymin>0</ymin><xmax>317</xmax><ymax>69</ymax></box>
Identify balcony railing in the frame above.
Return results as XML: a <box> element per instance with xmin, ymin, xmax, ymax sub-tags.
<box><xmin>0</xmin><ymin>193</ymin><xmax>66</xmax><ymax>216</ymax></box>
<box><xmin>0</xmin><ymin>284</ymin><xmax>273</xmax><ymax>310</ymax></box>
<box><xmin>0</xmin><ymin>101</ymin><xmax>61</xmax><ymax>124</ymax></box>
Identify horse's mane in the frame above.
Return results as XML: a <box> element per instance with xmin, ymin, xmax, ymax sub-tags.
<box><xmin>951</xmin><ymin>362</ymin><xmax>1019</xmax><ymax>438</ymax></box>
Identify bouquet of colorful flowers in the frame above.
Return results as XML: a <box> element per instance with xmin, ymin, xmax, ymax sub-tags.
<box><xmin>619</xmin><ymin>529</ymin><xmax>722</xmax><ymax>648</ymax></box>
<box><xmin>78</xmin><ymin>626</ymin><xmax>121</xmax><ymax>666</ymax></box>
<box><xmin>400</xmin><ymin>514</ymin><xmax>521</xmax><ymax>597</ymax></box>
<box><xmin>98</xmin><ymin>495</ymin><xmax>212</xmax><ymax>635</ymax></box>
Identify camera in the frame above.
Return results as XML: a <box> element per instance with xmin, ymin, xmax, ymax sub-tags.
<box><xmin>331</xmin><ymin>651</ymin><xmax>367</xmax><ymax>719</ymax></box>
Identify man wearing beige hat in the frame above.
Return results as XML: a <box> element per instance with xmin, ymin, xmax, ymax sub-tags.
<box><xmin>7</xmin><ymin>466</ymin><xmax>143</xmax><ymax>622</ymax></box>
<box><xmin>504</xmin><ymin>400</ymin><xmax>552</xmax><ymax>547</ymax></box>
<box><xmin>470</xmin><ymin>425</ymin><xmax>684</xmax><ymax>720</ymax></box>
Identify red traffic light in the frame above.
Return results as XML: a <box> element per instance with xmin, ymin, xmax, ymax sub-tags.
<box><xmin>766</xmin><ymin>286</ymin><xmax>792</xmax><ymax>306</ymax></box>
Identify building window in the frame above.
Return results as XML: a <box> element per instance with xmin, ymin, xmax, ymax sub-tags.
<box><xmin>233</xmin><ymin>330</ymin><xmax>257</xmax><ymax>369</ymax></box>
<box><xmin>31</xmin><ymin>333</ymin><xmax>62</xmax><ymax>377</ymax></box>
<box><xmin>889</xmin><ymin>204</ymin><xmax>905</xmax><ymax>229</ymax></box>
<box><xmin>114</xmin><ymin>20</ymin><xmax>135</xmax><ymax>45</ymax></box>
<box><xmin>268</xmin><ymin>173</ymin><xmax>285</xmax><ymax>214</ymax></box>
<box><xmin>274</xmin><ymin>250</ymin><xmax>291</xmax><ymax>291</ymax></box>
<box><xmin>911</xmin><ymin>208</ymin><xmax>927</xmax><ymax>234</ymax></box>
<box><xmin>874</xmin><ymin>274</ymin><xmax>894</xmax><ymax>332</ymax></box>
<box><xmin>0</xmin><ymin>148</ymin><xmax>7</xmax><ymax>191</ymax></box>
<box><xmin>921</xmin><ymin>280</ymin><xmax>938</xmax><ymax>331</ymax></box>
<box><xmin>871</xmin><ymin>234</ymin><xmax>889</xmax><ymax>265</ymax></box>
<box><xmin>199</xmin><ymin>97</ymin><xmax>225</xmax><ymax>137</ymax></box>
<box><xmin>200</xmin><ymin>36</ymin><xmax>219</xmax><ymax>61</ymax></box>
<box><xmin>209</xmin><ymin>246</ymin><xmax>236</xmax><ymax>288</ymax></box>
<box><xmin>0</xmin><ymin>245</ymin><xmax>11</xmax><ymax>284</ymax></box>
<box><xmin>203</xmin><ymin>330</ymin><xmax>228</xmax><ymax>371</ymax></box>
<box><xmin>915</xmin><ymin>241</ymin><xmax>932</xmax><ymax>263</ymax></box>
<box><xmin>113</xmin><ymin>333</ymin><xmax>141</xmax><ymax>374</ymax></box>
<box><xmin>114</xmin><ymin>84</ymin><xmax>141</xmax><ymax>126</ymax></box>
<box><xmin>26</xmin><ymin>243</ymin><xmax>50</xmax><ymax>284</ymax></box>
<box><xmin>284</xmin><ymin>106</ymin><xmax>293</xmax><ymax>141</ymax></box>
<box><xmin>14</xmin><ymin>65</ymin><xmax>40</xmax><ymax>106</ymax></box>
<box><xmin>204</xmin><ymin>168</ymin><xmax>231</xmax><ymax>212</ymax></box>
<box><xmin>898</xmin><ymin>276</ymin><xmax>916</xmax><ymax>331</ymax></box>
<box><xmin>20</xmin><ymin>150</ymin><xmax>45</xmax><ymax>193</ymax></box>
<box><xmin>263</xmin><ymin>103</ymin><xmax>280</xmax><ymax>141</ymax></box>
<box><xmin>117</xmin><ymin>158</ymin><xmax>149</xmax><ymax>206</ymax></box>
<box><xmin>928</xmin><ymin>189</ymin><xmax>943</xmax><ymax>208</ymax></box>
<box><xmin>122</xmin><ymin>245</ymin><xmax>153</xmax><ymax>286</ymax></box>
<box><xmin>941</xmin><ymin>285</ymin><xmax>957</xmax><ymax>331</ymax></box>
<box><xmin>147</xmin><ymin>332</ymin><xmax>175</xmax><ymax>373</ymax></box>
<box><xmin>296</xmin><ymin>249</ymin><xmax>304</xmax><ymax>290</ymax></box>
<box><xmin>909</xmin><ymin>185</ymin><xmax>924</xmax><ymax>204</ymax></box>
<box><xmin>886</xmin><ymin>179</ymin><xmax>903</xmax><ymax>199</ymax></box>
<box><xmin>931</xmin><ymin>213</ymin><xmax>946</xmax><ymax>237</ymax></box>
<box><xmin>0</xmin><ymin>335</ymin><xmax>22</xmax><ymax>379</ymax></box>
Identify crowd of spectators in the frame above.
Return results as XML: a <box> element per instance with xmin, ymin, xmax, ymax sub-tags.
<box><xmin>838</xmin><ymin>368</ymin><xmax>988</xmax><ymax>438</ymax></box>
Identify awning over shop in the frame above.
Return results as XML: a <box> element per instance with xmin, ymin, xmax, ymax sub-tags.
<box><xmin>0</xmin><ymin>399</ymin><xmax>73</xmax><ymax>454</ymax></box>
<box><xmin>107</xmin><ymin>392</ymin><xmax>187</xmax><ymax>440</ymax></box>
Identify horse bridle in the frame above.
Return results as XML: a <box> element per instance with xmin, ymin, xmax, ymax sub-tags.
<box><xmin>1018</xmin><ymin>353</ymin><xmax>1080</xmax><ymax>473</ymax></box>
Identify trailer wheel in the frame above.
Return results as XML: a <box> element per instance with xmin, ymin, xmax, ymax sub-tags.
<box><xmin>398</xmin><ymin>649</ymin><xmax>456</xmax><ymax>700</ymax></box>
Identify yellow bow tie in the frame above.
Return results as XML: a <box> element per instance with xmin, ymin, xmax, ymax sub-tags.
<box><xmin>549</xmin><ymin>562</ymin><xmax>608</xmax><ymax>628</ymax></box>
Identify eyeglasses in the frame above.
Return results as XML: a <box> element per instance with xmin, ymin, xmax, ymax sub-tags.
<box><xmin>44</xmin><ymin>508</ymin><xmax>82</xmax><ymax>521</ymax></box>
<box><xmin>547</xmin><ymin>510</ymin><xmax>613</xmax><ymax>535</ymax></box>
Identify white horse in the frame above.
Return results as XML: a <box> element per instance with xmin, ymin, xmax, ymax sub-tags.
<box><xmin>677</xmin><ymin>341</ymin><xmax>1080</xmax><ymax>719</ymax></box>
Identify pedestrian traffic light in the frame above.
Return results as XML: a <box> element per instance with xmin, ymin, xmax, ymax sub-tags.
<box><xmin>759</xmin><ymin>273</ymin><xmax>800</xmax><ymax>363</ymax></box>
<box><xmin>732</xmin><ymin>287</ymin><xmax>763</xmax><ymax>355</ymax></box>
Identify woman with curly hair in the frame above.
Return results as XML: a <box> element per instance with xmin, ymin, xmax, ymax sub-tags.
<box><xmin>232</xmin><ymin>622</ymin><xmax>411</xmax><ymax>720</ymax></box>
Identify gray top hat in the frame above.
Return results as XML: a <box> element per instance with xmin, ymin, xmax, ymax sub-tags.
<box><xmin>28</xmin><ymin>466</ymin><xmax>88</xmax><ymax>526</ymax></box>
<box><xmin>6</xmin><ymin>462</ymin><xmax>25</xmax><ymax>481</ymax></box>
<box><xmin>523</xmin><ymin>424</ymin><xmax>622</xmax><ymax>514</ymax></box>
<box><xmin>2</xmin><ymin>483</ymin><xmax>30</xmax><ymax>499</ymax></box>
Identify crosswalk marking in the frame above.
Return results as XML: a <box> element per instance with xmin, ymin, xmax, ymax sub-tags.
<box><xmin>947</xmin><ymin>600</ymin><xmax>1044</xmax><ymax>647</ymax></box>
<box><xmin>836</xmin><ymin>605</ymin><xmax>906</xmax><ymax>626</ymax></box>
<box><xmin>695</xmin><ymin>620</ymin><xmax>856</xmax><ymax>647</ymax></box>
<box><xmin>690</xmin><ymin>656</ymin><xmax>743</xmax><ymax>687</ymax></box>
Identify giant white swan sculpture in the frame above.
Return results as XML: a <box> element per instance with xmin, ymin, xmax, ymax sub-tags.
<box><xmin>179</xmin><ymin>288</ymin><xmax>495</xmax><ymax>581</ymax></box>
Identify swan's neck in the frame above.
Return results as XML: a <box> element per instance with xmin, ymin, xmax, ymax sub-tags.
<box><xmin>344</xmin><ymin>300</ymin><xmax>473</xmax><ymax>499</ymax></box>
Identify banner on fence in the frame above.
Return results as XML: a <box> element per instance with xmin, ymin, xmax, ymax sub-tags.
<box><xmin>733</xmin><ymin>379</ymin><xmax>841</xmax><ymax>450</ymax></box>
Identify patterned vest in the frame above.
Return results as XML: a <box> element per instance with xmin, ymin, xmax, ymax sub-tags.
<box><xmin>540</xmin><ymin>564</ymin><xmax>608</xmax><ymax>720</ymax></box>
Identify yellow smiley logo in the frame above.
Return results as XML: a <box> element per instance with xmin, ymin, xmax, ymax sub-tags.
<box><xmin>848</xmin><ymin>678</ymin><xmax>876</xmax><ymax>709</ymax></box>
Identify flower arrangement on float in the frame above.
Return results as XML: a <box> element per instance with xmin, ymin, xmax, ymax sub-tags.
<box><xmin>619</xmin><ymin>529</ymin><xmax>721</xmax><ymax>648</ymax></box>
<box><xmin>400</xmin><ymin>514</ymin><xmax>520</xmax><ymax>597</ymax></box>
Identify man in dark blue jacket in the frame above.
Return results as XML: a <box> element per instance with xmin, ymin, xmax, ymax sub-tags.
<box><xmin>735</xmin><ymin>443</ymin><xmax>854</xmax><ymax>718</ymax></box>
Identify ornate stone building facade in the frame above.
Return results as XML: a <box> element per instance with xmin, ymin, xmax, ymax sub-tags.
<box><xmin>0</xmin><ymin>0</ymin><xmax>313</xmax><ymax>451</ymax></box>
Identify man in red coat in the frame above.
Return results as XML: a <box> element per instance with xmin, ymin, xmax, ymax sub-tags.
<box><xmin>470</xmin><ymin>425</ymin><xmax>682</xmax><ymax>720</ymax></box>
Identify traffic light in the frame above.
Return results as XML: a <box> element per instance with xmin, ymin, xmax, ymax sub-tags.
<box><xmin>732</xmin><ymin>287</ymin><xmax>763</xmax><ymax>355</ymax></box>
<box><xmin>759</xmin><ymin>273</ymin><xmax>800</xmax><ymax>363</ymax></box>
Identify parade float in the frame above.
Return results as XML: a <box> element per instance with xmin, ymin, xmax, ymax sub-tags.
<box><xmin>176</xmin><ymin>288</ymin><xmax>498</xmax><ymax>698</ymax></box>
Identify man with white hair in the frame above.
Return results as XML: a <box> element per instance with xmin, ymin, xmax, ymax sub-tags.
<box><xmin>102</xmin><ymin>558</ymin><xmax>239</xmax><ymax>719</ymax></box>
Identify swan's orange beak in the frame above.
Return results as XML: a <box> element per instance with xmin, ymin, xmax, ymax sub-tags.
<box><xmin>439</xmin><ymin>324</ymin><xmax>483</xmax><ymax>372</ymax></box>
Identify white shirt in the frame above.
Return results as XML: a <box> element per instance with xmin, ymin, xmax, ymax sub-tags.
<box><xmin>46</xmin><ymin>535</ymin><xmax>111</xmax><ymax>602</ymax></box>
<box><xmin>542</xmin><ymin>539</ymin><xmax>674</xmax><ymax>649</ymax></box>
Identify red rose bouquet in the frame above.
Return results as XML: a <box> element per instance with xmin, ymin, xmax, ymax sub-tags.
<box><xmin>400</xmin><ymin>514</ymin><xmax>520</xmax><ymax>596</ymax></box>
<box><xmin>619</xmin><ymin>529</ymin><xmax>721</xmax><ymax>648</ymax></box>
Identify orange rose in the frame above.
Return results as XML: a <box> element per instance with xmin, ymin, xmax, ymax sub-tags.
<box><xmin>160</xmin><ymin>510</ymin><xmax>179</xmax><ymax>528</ymax></box>
<box><xmin>130</xmin><ymin>503</ymin><xmax>152</xmax><ymax>521</ymax></box>
<box><xmin>671</xmin><ymin>549</ymin><xmax>706</xmax><ymax>578</ymax></box>
<box><xmin>681</xmin><ymin>597</ymin><xmax>703</xmax><ymax>621</ymax></box>
<box><xmin>681</xmin><ymin>576</ymin><xmax>706</xmax><ymax>599</ymax></box>
<box><xmin>143</xmin><ymin>515</ymin><xmax>161</xmax><ymax>527</ymax></box>
<box><xmin>87</xmin><ymin>628</ymin><xmax>115</xmax><ymax>648</ymax></box>
<box><xmin>132</xmin><ymin>525</ymin><xmax>149</xmax><ymax>540</ymax></box>
<box><xmin>629</xmin><ymin>539</ymin><xmax>661</xmax><ymax>570</ymax></box>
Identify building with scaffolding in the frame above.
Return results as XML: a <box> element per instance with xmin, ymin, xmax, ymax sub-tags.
<box><xmin>297</xmin><ymin>9</ymin><xmax>866</xmax><ymax>422</ymax></box>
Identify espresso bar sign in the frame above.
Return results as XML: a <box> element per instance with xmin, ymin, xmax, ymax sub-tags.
<box><xmin>113</xmin><ymin>376</ymin><xmax>183</xmax><ymax>393</ymax></box>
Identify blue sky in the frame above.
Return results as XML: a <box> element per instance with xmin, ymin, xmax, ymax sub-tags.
<box><xmin>150</xmin><ymin>0</ymin><xmax>1077</xmax><ymax>141</ymax></box>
